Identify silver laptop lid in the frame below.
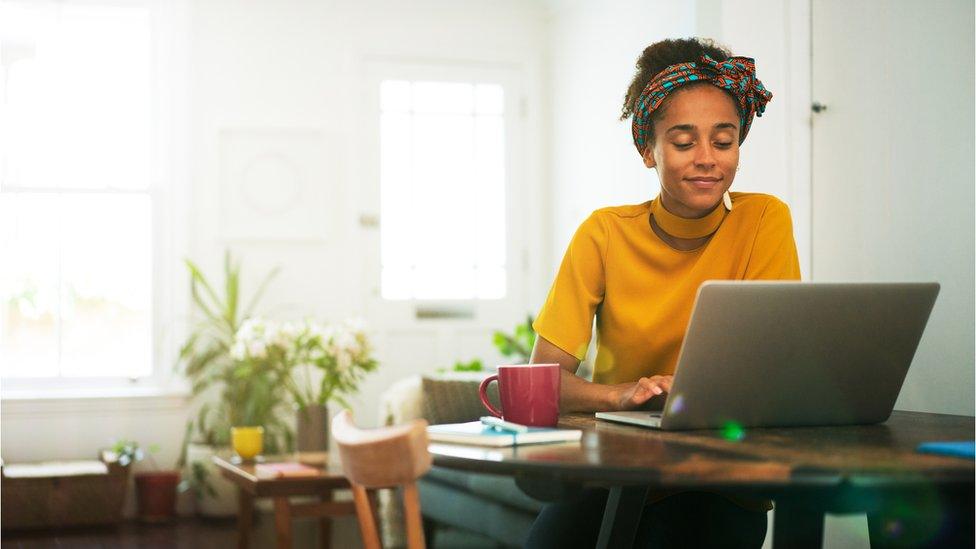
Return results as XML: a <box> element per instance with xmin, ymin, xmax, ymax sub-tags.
<box><xmin>658</xmin><ymin>281</ymin><xmax>939</xmax><ymax>430</ymax></box>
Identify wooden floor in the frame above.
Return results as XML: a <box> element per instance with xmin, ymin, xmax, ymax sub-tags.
<box><xmin>1</xmin><ymin>516</ymin><xmax>501</xmax><ymax>548</ymax></box>
<box><xmin>1</xmin><ymin>518</ymin><xmax>238</xmax><ymax>549</ymax></box>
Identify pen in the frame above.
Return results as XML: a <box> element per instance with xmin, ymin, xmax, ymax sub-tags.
<box><xmin>480</xmin><ymin>416</ymin><xmax>529</xmax><ymax>433</ymax></box>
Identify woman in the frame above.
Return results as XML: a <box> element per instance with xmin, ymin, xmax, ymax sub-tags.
<box><xmin>525</xmin><ymin>38</ymin><xmax>799</xmax><ymax>548</ymax></box>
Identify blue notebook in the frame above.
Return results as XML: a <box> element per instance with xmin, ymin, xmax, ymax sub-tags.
<box><xmin>916</xmin><ymin>441</ymin><xmax>975</xmax><ymax>460</ymax></box>
<box><xmin>427</xmin><ymin>421</ymin><xmax>582</xmax><ymax>447</ymax></box>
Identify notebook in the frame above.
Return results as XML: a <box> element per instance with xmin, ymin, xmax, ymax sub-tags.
<box><xmin>254</xmin><ymin>462</ymin><xmax>321</xmax><ymax>479</ymax></box>
<box><xmin>427</xmin><ymin>421</ymin><xmax>582</xmax><ymax>447</ymax></box>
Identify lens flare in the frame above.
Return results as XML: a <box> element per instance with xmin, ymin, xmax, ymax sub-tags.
<box><xmin>720</xmin><ymin>421</ymin><xmax>745</xmax><ymax>441</ymax></box>
<box><xmin>669</xmin><ymin>394</ymin><xmax>685</xmax><ymax>414</ymax></box>
<box><xmin>884</xmin><ymin>519</ymin><xmax>904</xmax><ymax>538</ymax></box>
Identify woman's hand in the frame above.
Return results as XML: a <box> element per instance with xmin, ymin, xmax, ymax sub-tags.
<box><xmin>530</xmin><ymin>335</ymin><xmax>676</xmax><ymax>413</ymax></box>
<box><xmin>612</xmin><ymin>375</ymin><xmax>674</xmax><ymax>410</ymax></box>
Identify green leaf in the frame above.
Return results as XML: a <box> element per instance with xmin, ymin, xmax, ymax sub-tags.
<box><xmin>224</xmin><ymin>251</ymin><xmax>240</xmax><ymax>328</ymax></box>
<box><xmin>189</xmin><ymin>278</ymin><xmax>224</xmax><ymax>328</ymax></box>
<box><xmin>452</xmin><ymin>359</ymin><xmax>483</xmax><ymax>372</ymax></box>
<box><xmin>242</xmin><ymin>266</ymin><xmax>280</xmax><ymax>320</ymax></box>
<box><xmin>185</xmin><ymin>259</ymin><xmax>222</xmax><ymax>313</ymax></box>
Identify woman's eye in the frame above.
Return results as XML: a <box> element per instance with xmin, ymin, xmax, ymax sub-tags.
<box><xmin>714</xmin><ymin>142</ymin><xmax>733</xmax><ymax>148</ymax></box>
<box><xmin>673</xmin><ymin>142</ymin><xmax>694</xmax><ymax>149</ymax></box>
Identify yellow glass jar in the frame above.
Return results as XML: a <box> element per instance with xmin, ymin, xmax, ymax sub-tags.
<box><xmin>231</xmin><ymin>426</ymin><xmax>264</xmax><ymax>461</ymax></box>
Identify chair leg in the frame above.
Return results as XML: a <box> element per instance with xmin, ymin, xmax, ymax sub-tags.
<box><xmin>402</xmin><ymin>482</ymin><xmax>427</xmax><ymax>549</ymax></box>
<box><xmin>352</xmin><ymin>484</ymin><xmax>382</xmax><ymax>549</ymax></box>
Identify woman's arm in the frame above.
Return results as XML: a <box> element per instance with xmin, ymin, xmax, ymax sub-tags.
<box><xmin>530</xmin><ymin>335</ymin><xmax>673</xmax><ymax>413</ymax></box>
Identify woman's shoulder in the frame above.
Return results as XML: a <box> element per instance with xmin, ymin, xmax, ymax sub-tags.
<box><xmin>589</xmin><ymin>201</ymin><xmax>652</xmax><ymax>222</ymax></box>
<box><xmin>729</xmin><ymin>192</ymin><xmax>792</xmax><ymax>218</ymax></box>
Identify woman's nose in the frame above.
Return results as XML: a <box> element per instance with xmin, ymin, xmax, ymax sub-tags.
<box><xmin>694</xmin><ymin>144</ymin><xmax>717</xmax><ymax>168</ymax></box>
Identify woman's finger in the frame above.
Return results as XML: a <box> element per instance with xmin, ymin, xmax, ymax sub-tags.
<box><xmin>658</xmin><ymin>375</ymin><xmax>674</xmax><ymax>393</ymax></box>
<box><xmin>632</xmin><ymin>378</ymin><xmax>657</xmax><ymax>401</ymax></box>
<box><xmin>642</xmin><ymin>377</ymin><xmax>664</xmax><ymax>395</ymax></box>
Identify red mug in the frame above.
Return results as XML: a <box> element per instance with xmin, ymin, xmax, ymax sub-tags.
<box><xmin>478</xmin><ymin>364</ymin><xmax>561</xmax><ymax>427</ymax></box>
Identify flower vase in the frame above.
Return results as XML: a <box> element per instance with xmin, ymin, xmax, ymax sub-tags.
<box><xmin>296</xmin><ymin>404</ymin><xmax>330</xmax><ymax>465</ymax></box>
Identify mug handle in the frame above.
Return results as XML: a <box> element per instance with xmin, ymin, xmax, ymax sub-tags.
<box><xmin>479</xmin><ymin>374</ymin><xmax>503</xmax><ymax>418</ymax></box>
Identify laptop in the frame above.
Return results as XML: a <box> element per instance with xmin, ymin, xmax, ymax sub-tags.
<box><xmin>595</xmin><ymin>281</ymin><xmax>939</xmax><ymax>430</ymax></box>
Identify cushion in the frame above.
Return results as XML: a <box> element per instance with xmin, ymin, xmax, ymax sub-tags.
<box><xmin>421</xmin><ymin>373</ymin><xmax>501</xmax><ymax>425</ymax></box>
<box><xmin>423</xmin><ymin>466</ymin><xmax>544</xmax><ymax>514</ymax></box>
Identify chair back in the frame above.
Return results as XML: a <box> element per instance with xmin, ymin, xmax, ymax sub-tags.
<box><xmin>332</xmin><ymin>409</ymin><xmax>431</xmax><ymax>549</ymax></box>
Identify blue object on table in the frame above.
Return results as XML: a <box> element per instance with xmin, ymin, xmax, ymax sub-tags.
<box><xmin>916</xmin><ymin>441</ymin><xmax>975</xmax><ymax>460</ymax></box>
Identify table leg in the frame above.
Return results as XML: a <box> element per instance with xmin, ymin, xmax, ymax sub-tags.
<box><xmin>274</xmin><ymin>497</ymin><xmax>293</xmax><ymax>549</ymax></box>
<box><xmin>237</xmin><ymin>487</ymin><xmax>253</xmax><ymax>549</ymax></box>
<box><xmin>319</xmin><ymin>488</ymin><xmax>333</xmax><ymax>549</ymax></box>
<box><xmin>595</xmin><ymin>485</ymin><xmax>648</xmax><ymax>549</ymax></box>
<box><xmin>773</xmin><ymin>500</ymin><xmax>824</xmax><ymax>549</ymax></box>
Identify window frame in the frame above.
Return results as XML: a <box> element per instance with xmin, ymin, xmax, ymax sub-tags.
<box><xmin>360</xmin><ymin>60</ymin><xmax>530</xmax><ymax>328</ymax></box>
<box><xmin>0</xmin><ymin>0</ymin><xmax>190</xmax><ymax>397</ymax></box>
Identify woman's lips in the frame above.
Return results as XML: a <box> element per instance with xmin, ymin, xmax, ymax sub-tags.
<box><xmin>685</xmin><ymin>178</ymin><xmax>722</xmax><ymax>190</ymax></box>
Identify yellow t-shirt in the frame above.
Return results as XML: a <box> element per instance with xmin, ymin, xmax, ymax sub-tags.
<box><xmin>534</xmin><ymin>192</ymin><xmax>801</xmax><ymax>383</ymax></box>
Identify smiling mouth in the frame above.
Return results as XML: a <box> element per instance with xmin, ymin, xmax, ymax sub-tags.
<box><xmin>685</xmin><ymin>178</ymin><xmax>722</xmax><ymax>189</ymax></box>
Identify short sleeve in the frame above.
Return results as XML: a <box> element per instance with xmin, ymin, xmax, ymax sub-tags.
<box><xmin>743</xmin><ymin>199</ymin><xmax>802</xmax><ymax>280</ymax></box>
<box><xmin>533</xmin><ymin>213</ymin><xmax>608</xmax><ymax>361</ymax></box>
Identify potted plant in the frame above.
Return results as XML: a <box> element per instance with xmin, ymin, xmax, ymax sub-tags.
<box><xmin>438</xmin><ymin>315</ymin><xmax>537</xmax><ymax>374</ymax></box>
<box><xmin>492</xmin><ymin>314</ymin><xmax>536</xmax><ymax>364</ymax></box>
<box><xmin>177</xmin><ymin>251</ymin><xmax>290</xmax><ymax>516</ymax></box>
<box><xmin>232</xmin><ymin>318</ymin><xmax>379</xmax><ymax>463</ymax></box>
<box><xmin>112</xmin><ymin>440</ymin><xmax>181</xmax><ymax>523</ymax></box>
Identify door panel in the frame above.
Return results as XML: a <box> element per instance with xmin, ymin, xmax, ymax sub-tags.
<box><xmin>811</xmin><ymin>0</ymin><xmax>974</xmax><ymax>414</ymax></box>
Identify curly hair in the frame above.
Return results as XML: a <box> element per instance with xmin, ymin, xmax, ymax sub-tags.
<box><xmin>620</xmin><ymin>38</ymin><xmax>733</xmax><ymax>146</ymax></box>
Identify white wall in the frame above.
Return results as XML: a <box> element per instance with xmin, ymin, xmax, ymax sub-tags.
<box><xmin>544</xmin><ymin>0</ymin><xmax>696</xmax><ymax>272</ymax></box>
<box><xmin>0</xmin><ymin>0</ymin><xmax>549</xmax><ymax>509</ymax></box>
<box><xmin>185</xmin><ymin>0</ymin><xmax>548</xmax><ymax>430</ymax></box>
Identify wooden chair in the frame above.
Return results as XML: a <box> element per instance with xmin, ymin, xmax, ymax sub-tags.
<box><xmin>331</xmin><ymin>409</ymin><xmax>432</xmax><ymax>549</ymax></box>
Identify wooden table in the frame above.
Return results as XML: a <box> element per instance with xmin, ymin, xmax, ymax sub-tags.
<box><xmin>430</xmin><ymin>411</ymin><xmax>975</xmax><ymax>548</ymax></box>
<box><xmin>212</xmin><ymin>455</ymin><xmax>357</xmax><ymax>549</ymax></box>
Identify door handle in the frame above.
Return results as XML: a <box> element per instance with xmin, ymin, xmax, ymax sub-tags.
<box><xmin>359</xmin><ymin>214</ymin><xmax>380</xmax><ymax>228</ymax></box>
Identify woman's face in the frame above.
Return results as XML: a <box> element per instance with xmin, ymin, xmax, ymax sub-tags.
<box><xmin>642</xmin><ymin>84</ymin><xmax>740</xmax><ymax>219</ymax></box>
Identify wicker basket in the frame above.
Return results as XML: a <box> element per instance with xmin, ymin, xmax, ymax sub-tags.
<box><xmin>1</xmin><ymin>450</ymin><xmax>129</xmax><ymax>530</ymax></box>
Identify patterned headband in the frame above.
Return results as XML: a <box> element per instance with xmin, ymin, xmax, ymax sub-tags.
<box><xmin>631</xmin><ymin>54</ymin><xmax>773</xmax><ymax>155</ymax></box>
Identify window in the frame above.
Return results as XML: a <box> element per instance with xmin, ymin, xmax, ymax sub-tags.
<box><xmin>379</xmin><ymin>79</ymin><xmax>507</xmax><ymax>300</ymax></box>
<box><xmin>0</xmin><ymin>1</ymin><xmax>157</xmax><ymax>381</ymax></box>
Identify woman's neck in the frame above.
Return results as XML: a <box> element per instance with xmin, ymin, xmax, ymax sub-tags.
<box><xmin>649</xmin><ymin>195</ymin><xmax>727</xmax><ymax>242</ymax></box>
<box><xmin>649</xmin><ymin>215</ymin><xmax>711</xmax><ymax>251</ymax></box>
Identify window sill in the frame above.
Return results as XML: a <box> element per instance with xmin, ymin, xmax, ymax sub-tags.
<box><xmin>1</xmin><ymin>386</ymin><xmax>190</xmax><ymax>416</ymax></box>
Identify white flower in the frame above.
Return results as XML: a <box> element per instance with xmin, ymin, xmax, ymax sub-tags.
<box><xmin>265</xmin><ymin>321</ymin><xmax>293</xmax><ymax>349</ymax></box>
<box><xmin>336</xmin><ymin>349</ymin><xmax>352</xmax><ymax>373</ymax></box>
<box><xmin>247</xmin><ymin>339</ymin><xmax>267</xmax><ymax>359</ymax></box>
<box><xmin>334</xmin><ymin>329</ymin><xmax>359</xmax><ymax>357</ymax></box>
<box><xmin>237</xmin><ymin>317</ymin><xmax>265</xmax><ymax>342</ymax></box>
<box><xmin>230</xmin><ymin>339</ymin><xmax>247</xmax><ymax>361</ymax></box>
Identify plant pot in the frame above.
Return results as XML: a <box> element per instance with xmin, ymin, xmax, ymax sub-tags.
<box><xmin>134</xmin><ymin>471</ymin><xmax>180</xmax><ymax>523</ymax></box>
<box><xmin>296</xmin><ymin>404</ymin><xmax>329</xmax><ymax>464</ymax></box>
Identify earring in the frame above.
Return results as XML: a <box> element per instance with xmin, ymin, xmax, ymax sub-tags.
<box><xmin>723</xmin><ymin>191</ymin><xmax>733</xmax><ymax>211</ymax></box>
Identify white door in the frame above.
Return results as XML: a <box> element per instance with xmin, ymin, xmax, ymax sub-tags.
<box><xmin>353</xmin><ymin>61</ymin><xmax>534</xmax><ymax>425</ymax></box>
<box><xmin>811</xmin><ymin>0</ymin><xmax>974</xmax><ymax>414</ymax></box>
